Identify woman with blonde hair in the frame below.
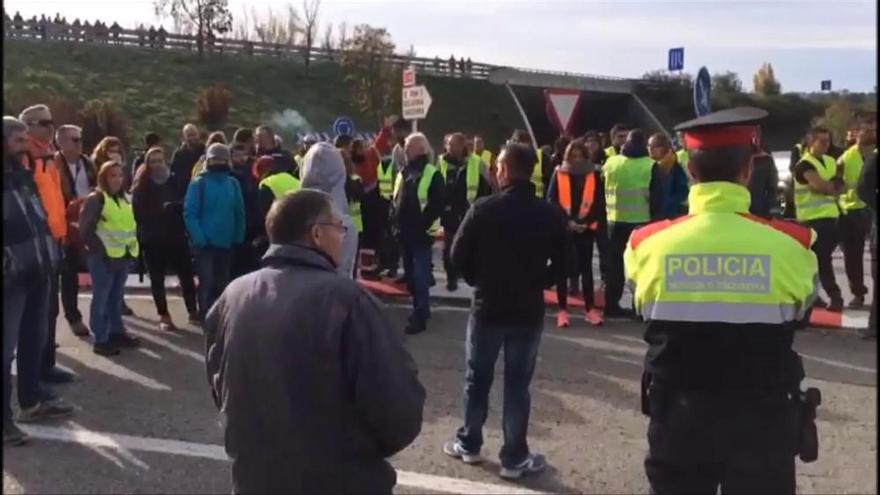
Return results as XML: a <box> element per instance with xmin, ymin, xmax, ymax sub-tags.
<box><xmin>132</xmin><ymin>147</ymin><xmax>199</xmax><ymax>331</ymax></box>
<box><xmin>79</xmin><ymin>161</ymin><xmax>140</xmax><ymax>355</ymax></box>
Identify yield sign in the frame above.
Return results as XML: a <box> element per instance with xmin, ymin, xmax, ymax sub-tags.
<box><xmin>544</xmin><ymin>89</ymin><xmax>582</xmax><ymax>134</ymax></box>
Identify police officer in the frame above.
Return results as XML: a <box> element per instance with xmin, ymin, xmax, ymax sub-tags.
<box><xmin>625</xmin><ymin>107</ymin><xmax>819</xmax><ymax>494</ymax></box>
<box><xmin>793</xmin><ymin>126</ymin><xmax>845</xmax><ymax>312</ymax></box>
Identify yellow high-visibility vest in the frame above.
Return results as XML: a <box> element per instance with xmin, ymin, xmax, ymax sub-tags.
<box><xmin>97</xmin><ymin>192</ymin><xmax>139</xmax><ymax>258</ymax></box>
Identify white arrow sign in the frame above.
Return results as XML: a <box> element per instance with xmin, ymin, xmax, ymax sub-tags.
<box><xmin>402</xmin><ymin>85</ymin><xmax>432</xmax><ymax>121</ymax></box>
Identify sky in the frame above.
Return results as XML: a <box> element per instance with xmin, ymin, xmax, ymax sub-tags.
<box><xmin>6</xmin><ymin>0</ymin><xmax>877</xmax><ymax>93</ymax></box>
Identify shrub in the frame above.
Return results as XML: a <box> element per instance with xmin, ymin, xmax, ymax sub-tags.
<box><xmin>79</xmin><ymin>99</ymin><xmax>129</xmax><ymax>154</ymax></box>
<box><xmin>195</xmin><ymin>84</ymin><xmax>232</xmax><ymax>129</ymax></box>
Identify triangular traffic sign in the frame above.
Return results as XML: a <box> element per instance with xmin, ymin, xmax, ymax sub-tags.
<box><xmin>545</xmin><ymin>89</ymin><xmax>582</xmax><ymax>133</ymax></box>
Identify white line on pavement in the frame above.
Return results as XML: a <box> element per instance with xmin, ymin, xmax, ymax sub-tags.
<box><xmin>57</xmin><ymin>348</ymin><xmax>172</xmax><ymax>391</ymax></box>
<box><xmin>800</xmin><ymin>353</ymin><xmax>876</xmax><ymax>374</ymax></box>
<box><xmin>20</xmin><ymin>425</ymin><xmax>547</xmax><ymax>495</ymax></box>
<box><xmin>603</xmin><ymin>355</ymin><xmax>642</xmax><ymax>366</ymax></box>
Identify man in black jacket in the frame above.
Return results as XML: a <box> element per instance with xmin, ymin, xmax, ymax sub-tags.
<box><xmin>256</xmin><ymin>125</ymin><xmax>297</xmax><ymax>176</ymax></box>
<box><xmin>393</xmin><ymin>133</ymin><xmax>445</xmax><ymax>335</ymax></box>
<box><xmin>857</xmin><ymin>153</ymin><xmax>877</xmax><ymax>339</ymax></box>
<box><xmin>442</xmin><ymin>143</ymin><xmax>567</xmax><ymax>480</ymax></box>
<box><xmin>169</xmin><ymin>123</ymin><xmax>204</xmax><ymax>198</ymax></box>
<box><xmin>206</xmin><ymin>190</ymin><xmax>425</xmax><ymax>494</ymax></box>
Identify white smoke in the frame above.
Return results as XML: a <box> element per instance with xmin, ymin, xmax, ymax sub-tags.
<box><xmin>269</xmin><ymin>109</ymin><xmax>312</xmax><ymax>142</ymax></box>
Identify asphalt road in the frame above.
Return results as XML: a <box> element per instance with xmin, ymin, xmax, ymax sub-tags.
<box><xmin>3</xmin><ymin>295</ymin><xmax>877</xmax><ymax>494</ymax></box>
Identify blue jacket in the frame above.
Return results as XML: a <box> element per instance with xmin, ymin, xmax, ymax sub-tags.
<box><xmin>184</xmin><ymin>166</ymin><xmax>245</xmax><ymax>249</ymax></box>
<box><xmin>649</xmin><ymin>162</ymin><xmax>690</xmax><ymax>220</ymax></box>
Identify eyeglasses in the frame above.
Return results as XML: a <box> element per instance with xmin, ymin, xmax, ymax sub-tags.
<box><xmin>313</xmin><ymin>222</ymin><xmax>349</xmax><ymax>234</ymax></box>
<box><xmin>36</xmin><ymin>120</ymin><xmax>55</xmax><ymax>127</ymax></box>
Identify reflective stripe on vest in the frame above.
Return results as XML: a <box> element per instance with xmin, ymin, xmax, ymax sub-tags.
<box><xmin>532</xmin><ymin>149</ymin><xmax>544</xmax><ymax>198</ymax></box>
<box><xmin>794</xmin><ymin>153</ymin><xmax>840</xmax><ymax>222</ymax></box>
<box><xmin>393</xmin><ymin>164</ymin><xmax>440</xmax><ymax>235</ymax></box>
<box><xmin>377</xmin><ymin>160</ymin><xmax>395</xmax><ymax>200</ymax></box>
<box><xmin>603</xmin><ymin>155</ymin><xmax>653</xmax><ymax>223</ymax></box>
<box><xmin>259</xmin><ymin>172</ymin><xmax>301</xmax><ymax>198</ymax></box>
<box><xmin>97</xmin><ymin>192</ymin><xmax>139</xmax><ymax>258</ymax></box>
<box><xmin>838</xmin><ymin>146</ymin><xmax>867</xmax><ymax>211</ymax></box>
<box><xmin>555</xmin><ymin>169</ymin><xmax>598</xmax><ymax>231</ymax></box>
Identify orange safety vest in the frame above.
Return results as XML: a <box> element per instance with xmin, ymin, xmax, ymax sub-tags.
<box><xmin>23</xmin><ymin>138</ymin><xmax>67</xmax><ymax>241</ymax></box>
<box><xmin>556</xmin><ymin>169</ymin><xmax>599</xmax><ymax>231</ymax></box>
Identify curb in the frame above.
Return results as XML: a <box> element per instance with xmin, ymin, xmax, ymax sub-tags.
<box><xmin>81</xmin><ymin>274</ymin><xmax>870</xmax><ymax>331</ymax></box>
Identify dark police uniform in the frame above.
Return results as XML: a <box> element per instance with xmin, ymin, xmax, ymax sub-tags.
<box><xmin>624</xmin><ymin>108</ymin><xmax>822</xmax><ymax>494</ymax></box>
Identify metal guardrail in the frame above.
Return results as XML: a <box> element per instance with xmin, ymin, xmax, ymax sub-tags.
<box><xmin>3</xmin><ymin>18</ymin><xmax>640</xmax><ymax>84</ymax></box>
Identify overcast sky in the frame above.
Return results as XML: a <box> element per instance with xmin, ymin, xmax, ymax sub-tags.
<box><xmin>6</xmin><ymin>0</ymin><xmax>877</xmax><ymax>92</ymax></box>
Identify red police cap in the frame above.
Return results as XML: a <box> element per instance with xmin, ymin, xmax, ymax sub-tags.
<box><xmin>674</xmin><ymin>107</ymin><xmax>768</xmax><ymax>151</ymax></box>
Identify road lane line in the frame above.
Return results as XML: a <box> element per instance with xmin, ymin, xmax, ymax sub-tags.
<box><xmin>57</xmin><ymin>349</ymin><xmax>172</xmax><ymax>391</ymax></box>
<box><xmin>603</xmin><ymin>355</ymin><xmax>642</xmax><ymax>366</ymax></box>
<box><xmin>20</xmin><ymin>425</ymin><xmax>548</xmax><ymax>495</ymax></box>
<box><xmin>800</xmin><ymin>353</ymin><xmax>876</xmax><ymax>373</ymax></box>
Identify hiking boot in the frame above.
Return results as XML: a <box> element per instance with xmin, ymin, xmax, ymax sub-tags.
<box><xmin>556</xmin><ymin>310</ymin><xmax>570</xmax><ymax>329</ymax></box>
<box><xmin>121</xmin><ymin>303</ymin><xmax>135</xmax><ymax>317</ymax></box>
<box><xmin>93</xmin><ymin>342</ymin><xmax>120</xmax><ymax>356</ymax></box>
<box><xmin>499</xmin><ymin>453</ymin><xmax>547</xmax><ymax>480</ymax></box>
<box><xmin>446</xmin><ymin>278</ymin><xmax>458</xmax><ymax>292</ymax></box>
<box><xmin>3</xmin><ymin>421</ymin><xmax>28</xmax><ymax>446</ymax></box>
<box><xmin>585</xmin><ymin>308</ymin><xmax>604</xmax><ymax>327</ymax></box>
<box><xmin>41</xmin><ymin>366</ymin><xmax>75</xmax><ymax>384</ymax></box>
<box><xmin>827</xmin><ymin>297</ymin><xmax>844</xmax><ymax>313</ymax></box>
<box><xmin>110</xmin><ymin>333</ymin><xmax>140</xmax><ymax>348</ymax></box>
<box><xmin>159</xmin><ymin>315</ymin><xmax>178</xmax><ymax>332</ymax></box>
<box><xmin>17</xmin><ymin>400</ymin><xmax>74</xmax><ymax>423</ymax></box>
<box><xmin>69</xmin><ymin>320</ymin><xmax>90</xmax><ymax>337</ymax></box>
<box><xmin>848</xmin><ymin>295</ymin><xmax>866</xmax><ymax>309</ymax></box>
<box><xmin>429</xmin><ymin>274</ymin><xmax>437</xmax><ymax>287</ymax></box>
<box><xmin>442</xmin><ymin>440</ymin><xmax>483</xmax><ymax>464</ymax></box>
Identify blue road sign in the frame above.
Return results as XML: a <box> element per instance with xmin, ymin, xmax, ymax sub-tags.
<box><xmin>694</xmin><ymin>66</ymin><xmax>712</xmax><ymax>117</ymax></box>
<box><xmin>668</xmin><ymin>47</ymin><xmax>684</xmax><ymax>72</ymax></box>
<box><xmin>821</xmin><ymin>80</ymin><xmax>832</xmax><ymax>91</ymax></box>
<box><xmin>333</xmin><ymin>116</ymin><xmax>355</xmax><ymax>136</ymax></box>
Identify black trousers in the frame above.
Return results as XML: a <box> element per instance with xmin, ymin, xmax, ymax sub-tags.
<box><xmin>595</xmin><ymin>222</ymin><xmax>609</xmax><ymax>283</ymax></box>
<box><xmin>443</xmin><ymin>222</ymin><xmax>459</xmax><ymax>285</ymax></box>
<box><xmin>557</xmin><ymin>231</ymin><xmax>596</xmax><ymax>310</ymax></box>
<box><xmin>361</xmin><ymin>188</ymin><xmax>383</xmax><ymax>251</ymax></box>
<box><xmin>142</xmin><ymin>242</ymin><xmax>198</xmax><ymax>317</ymax></box>
<box><xmin>44</xmin><ymin>270</ymin><xmax>60</xmax><ymax>371</ymax></box>
<box><xmin>839</xmin><ymin>208</ymin><xmax>871</xmax><ymax>298</ymax></box>
<box><xmin>645</xmin><ymin>390</ymin><xmax>798</xmax><ymax>495</ymax></box>
<box><xmin>376</xmin><ymin>196</ymin><xmax>398</xmax><ymax>272</ymax></box>
<box><xmin>231</xmin><ymin>241</ymin><xmax>260</xmax><ymax>280</ymax></box>
<box><xmin>804</xmin><ymin>218</ymin><xmax>842</xmax><ymax>301</ymax></box>
<box><xmin>60</xmin><ymin>244</ymin><xmax>84</xmax><ymax>324</ymax></box>
<box><xmin>606</xmin><ymin>222</ymin><xmax>641</xmax><ymax>309</ymax></box>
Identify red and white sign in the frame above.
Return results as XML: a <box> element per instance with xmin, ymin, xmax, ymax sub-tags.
<box><xmin>402</xmin><ymin>68</ymin><xmax>416</xmax><ymax>88</ymax></box>
<box><xmin>544</xmin><ymin>88</ymin><xmax>582</xmax><ymax>134</ymax></box>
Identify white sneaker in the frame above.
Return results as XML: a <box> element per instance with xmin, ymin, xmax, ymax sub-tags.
<box><xmin>442</xmin><ymin>440</ymin><xmax>483</xmax><ymax>464</ymax></box>
<box><xmin>499</xmin><ymin>453</ymin><xmax>546</xmax><ymax>480</ymax></box>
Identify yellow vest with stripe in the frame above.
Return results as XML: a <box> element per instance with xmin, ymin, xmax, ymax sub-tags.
<box><xmin>97</xmin><ymin>192</ymin><xmax>139</xmax><ymax>258</ymax></box>
<box><xmin>838</xmin><ymin>145</ymin><xmax>868</xmax><ymax>211</ymax></box>
<box><xmin>394</xmin><ymin>164</ymin><xmax>440</xmax><ymax>235</ymax></box>
<box><xmin>794</xmin><ymin>153</ymin><xmax>839</xmax><ymax>222</ymax></box>
<box><xmin>348</xmin><ymin>174</ymin><xmax>363</xmax><ymax>233</ymax></box>
<box><xmin>438</xmin><ymin>155</ymin><xmax>482</xmax><ymax>204</ymax></box>
<box><xmin>624</xmin><ymin>182</ymin><xmax>817</xmax><ymax>324</ymax></box>
<box><xmin>377</xmin><ymin>159</ymin><xmax>396</xmax><ymax>200</ymax></box>
<box><xmin>259</xmin><ymin>172</ymin><xmax>301</xmax><ymax>199</ymax></box>
<box><xmin>531</xmin><ymin>149</ymin><xmax>544</xmax><ymax>198</ymax></box>
<box><xmin>603</xmin><ymin>155</ymin><xmax>653</xmax><ymax>223</ymax></box>
<box><xmin>479</xmin><ymin>150</ymin><xmax>492</xmax><ymax>168</ymax></box>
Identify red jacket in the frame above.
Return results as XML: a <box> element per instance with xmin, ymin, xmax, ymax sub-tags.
<box><xmin>353</xmin><ymin>126</ymin><xmax>392</xmax><ymax>189</ymax></box>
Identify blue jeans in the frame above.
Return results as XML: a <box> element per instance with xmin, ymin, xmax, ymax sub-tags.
<box><xmin>4</xmin><ymin>276</ymin><xmax>51</xmax><ymax>420</ymax></box>
<box><xmin>195</xmin><ymin>247</ymin><xmax>232</xmax><ymax>320</ymax></box>
<box><xmin>456</xmin><ymin>316</ymin><xmax>543</xmax><ymax>468</ymax></box>
<box><xmin>401</xmin><ymin>242</ymin><xmax>432</xmax><ymax>327</ymax></box>
<box><xmin>87</xmin><ymin>256</ymin><xmax>130</xmax><ymax>345</ymax></box>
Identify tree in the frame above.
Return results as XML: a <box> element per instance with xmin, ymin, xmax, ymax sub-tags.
<box><xmin>339</xmin><ymin>24</ymin><xmax>400</xmax><ymax>124</ymax></box>
<box><xmin>232</xmin><ymin>5</ymin><xmax>251</xmax><ymax>40</ymax></box>
<box><xmin>154</xmin><ymin>0</ymin><xmax>233</xmax><ymax>56</ymax></box>
<box><xmin>713</xmin><ymin>71</ymin><xmax>742</xmax><ymax>95</ymax></box>
<box><xmin>321</xmin><ymin>22</ymin><xmax>334</xmax><ymax>58</ymax></box>
<box><xmin>753</xmin><ymin>62</ymin><xmax>781</xmax><ymax>96</ymax></box>
<box><xmin>336</xmin><ymin>21</ymin><xmax>348</xmax><ymax>51</ymax></box>
<box><xmin>251</xmin><ymin>5</ymin><xmax>301</xmax><ymax>46</ymax></box>
<box><xmin>817</xmin><ymin>99</ymin><xmax>856</xmax><ymax>144</ymax></box>
<box><xmin>302</xmin><ymin>0</ymin><xmax>320</xmax><ymax>74</ymax></box>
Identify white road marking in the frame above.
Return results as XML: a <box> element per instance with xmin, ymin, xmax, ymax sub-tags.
<box><xmin>57</xmin><ymin>348</ymin><xmax>172</xmax><ymax>391</ymax></box>
<box><xmin>20</xmin><ymin>425</ymin><xmax>547</xmax><ymax>495</ymax></box>
<box><xmin>137</xmin><ymin>348</ymin><xmax>163</xmax><ymax>360</ymax></box>
<box><xmin>126</xmin><ymin>327</ymin><xmax>203</xmax><ymax>363</ymax></box>
<box><xmin>608</xmin><ymin>334</ymin><xmax>646</xmax><ymax>346</ymax></box>
<box><xmin>841</xmin><ymin>313</ymin><xmax>869</xmax><ymax>329</ymax></box>
<box><xmin>603</xmin><ymin>355</ymin><xmax>642</xmax><ymax>366</ymax></box>
<box><xmin>800</xmin><ymin>353</ymin><xmax>876</xmax><ymax>374</ymax></box>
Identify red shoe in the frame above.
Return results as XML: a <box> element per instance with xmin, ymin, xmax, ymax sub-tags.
<box><xmin>556</xmin><ymin>310</ymin><xmax>570</xmax><ymax>329</ymax></box>
<box><xmin>585</xmin><ymin>308</ymin><xmax>604</xmax><ymax>327</ymax></box>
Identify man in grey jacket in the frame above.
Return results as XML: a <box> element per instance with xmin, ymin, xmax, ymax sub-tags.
<box><xmin>205</xmin><ymin>189</ymin><xmax>425</xmax><ymax>494</ymax></box>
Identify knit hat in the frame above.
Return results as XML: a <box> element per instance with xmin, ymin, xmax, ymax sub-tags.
<box><xmin>205</xmin><ymin>143</ymin><xmax>230</xmax><ymax>164</ymax></box>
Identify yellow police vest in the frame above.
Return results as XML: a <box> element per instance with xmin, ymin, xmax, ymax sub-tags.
<box><xmin>259</xmin><ymin>172</ymin><xmax>301</xmax><ymax>199</ymax></box>
<box><xmin>97</xmin><ymin>192</ymin><xmax>139</xmax><ymax>259</ymax></box>
<box><xmin>349</xmin><ymin>174</ymin><xmax>363</xmax><ymax>233</ymax></box>
<box><xmin>532</xmin><ymin>149</ymin><xmax>544</xmax><ymax>198</ymax></box>
<box><xmin>605</xmin><ymin>146</ymin><xmax>617</xmax><ymax>159</ymax></box>
<box><xmin>838</xmin><ymin>145</ymin><xmax>868</xmax><ymax>211</ymax></box>
<box><xmin>394</xmin><ymin>164</ymin><xmax>440</xmax><ymax>235</ymax></box>
<box><xmin>603</xmin><ymin>155</ymin><xmax>653</xmax><ymax>223</ymax></box>
<box><xmin>676</xmin><ymin>149</ymin><xmax>689</xmax><ymax>169</ymax></box>
<box><xmin>624</xmin><ymin>182</ymin><xmax>817</xmax><ymax>324</ymax></box>
<box><xmin>794</xmin><ymin>153</ymin><xmax>840</xmax><ymax>222</ymax></box>
<box><xmin>377</xmin><ymin>159</ymin><xmax>395</xmax><ymax>200</ymax></box>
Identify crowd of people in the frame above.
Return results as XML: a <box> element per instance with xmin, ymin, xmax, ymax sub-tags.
<box><xmin>3</xmin><ymin>98</ymin><xmax>877</xmax><ymax>492</ymax></box>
